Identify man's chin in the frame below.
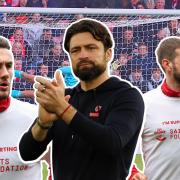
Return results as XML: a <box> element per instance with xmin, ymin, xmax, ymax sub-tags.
<box><xmin>78</xmin><ymin>65</ymin><xmax>93</xmax><ymax>71</ymax></box>
<box><xmin>74</xmin><ymin>64</ymin><xmax>106</xmax><ymax>81</ymax></box>
<box><xmin>76</xmin><ymin>71</ymin><xmax>99</xmax><ymax>81</ymax></box>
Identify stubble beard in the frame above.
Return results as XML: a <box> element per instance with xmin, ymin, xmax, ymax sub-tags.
<box><xmin>0</xmin><ymin>90</ymin><xmax>10</xmax><ymax>100</ymax></box>
<box><xmin>172</xmin><ymin>65</ymin><xmax>180</xmax><ymax>84</ymax></box>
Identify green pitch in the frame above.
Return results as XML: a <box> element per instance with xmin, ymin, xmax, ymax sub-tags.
<box><xmin>134</xmin><ymin>154</ymin><xmax>144</xmax><ymax>171</ymax></box>
<box><xmin>42</xmin><ymin>161</ymin><xmax>49</xmax><ymax>180</ymax></box>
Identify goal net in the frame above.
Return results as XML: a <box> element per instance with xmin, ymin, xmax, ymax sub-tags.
<box><xmin>0</xmin><ymin>7</ymin><xmax>179</xmax><ymax>103</ymax></box>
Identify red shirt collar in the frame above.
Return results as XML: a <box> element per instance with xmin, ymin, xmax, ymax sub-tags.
<box><xmin>0</xmin><ymin>97</ymin><xmax>11</xmax><ymax>112</ymax></box>
<box><xmin>161</xmin><ymin>80</ymin><xmax>180</xmax><ymax>97</ymax></box>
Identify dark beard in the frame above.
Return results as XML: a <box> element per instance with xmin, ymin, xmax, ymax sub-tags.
<box><xmin>74</xmin><ymin>60</ymin><xmax>106</xmax><ymax>81</ymax></box>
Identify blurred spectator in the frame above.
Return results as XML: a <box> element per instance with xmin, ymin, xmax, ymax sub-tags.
<box><xmin>23</xmin><ymin>13</ymin><xmax>44</xmax><ymax>46</ymax></box>
<box><xmin>74</xmin><ymin>14</ymin><xmax>85</xmax><ymax>21</ymax></box>
<box><xmin>32</xmin><ymin>28</ymin><xmax>54</xmax><ymax>64</ymax></box>
<box><xmin>114</xmin><ymin>27</ymin><xmax>138</xmax><ymax>60</ymax></box>
<box><xmin>61</xmin><ymin>0</ymin><xmax>114</xmax><ymax>8</ymax></box>
<box><xmin>128</xmin><ymin>42</ymin><xmax>155</xmax><ymax>81</ymax></box>
<box><xmin>25</xmin><ymin>66</ymin><xmax>36</xmax><ymax>76</ymax></box>
<box><xmin>129</xmin><ymin>0</ymin><xmax>141</xmax><ymax>9</ymax></box>
<box><xmin>155</xmin><ymin>0</ymin><xmax>165</xmax><ymax>9</ymax></box>
<box><xmin>19</xmin><ymin>0</ymin><xmax>26</xmax><ymax>6</ymax></box>
<box><xmin>5</xmin><ymin>15</ymin><xmax>16</xmax><ymax>23</ymax></box>
<box><xmin>106</xmin><ymin>0</ymin><xmax>117</xmax><ymax>8</ymax></box>
<box><xmin>103</xmin><ymin>21</ymin><xmax>115</xmax><ymax>32</ymax></box>
<box><xmin>165</xmin><ymin>0</ymin><xmax>180</xmax><ymax>9</ymax></box>
<box><xmin>46</xmin><ymin>0</ymin><xmax>114</xmax><ymax>8</ymax></box>
<box><xmin>136</xmin><ymin>42</ymin><xmax>149</xmax><ymax>59</ymax></box>
<box><xmin>62</xmin><ymin>0</ymin><xmax>113</xmax><ymax>8</ymax></box>
<box><xmin>142</xmin><ymin>0</ymin><xmax>155</xmax><ymax>8</ymax></box>
<box><xmin>112</xmin><ymin>25</ymin><xmax>123</xmax><ymax>50</ymax></box>
<box><xmin>0</xmin><ymin>0</ymin><xmax>7</xmax><ymax>21</ymax></box>
<box><xmin>128</xmin><ymin>65</ymin><xmax>149</xmax><ymax>93</ymax></box>
<box><xmin>148</xmin><ymin>65</ymin><xmax>163</xmax><ymax>90</ymax></box>
<box><xmin>52</xmin><ymin>32</ymin><xmax>64</xmax><ymax>44</ymax></box>
<box><xmin>20</xmin><ymin>0</ymin><xmax>47</xmax><ymax>7</ymax></box>
<box><xmin>15</xmin><ymin>14</ymin><xmax>28</xmax><ymax>24</ymax></box>
<box><xmin>10</xmin><ymin>28</ymin><xmax>32</xmax><ymax>60</ymax></box>
<box><xmin>12</xmin><ymin>41</ymin><xmax>29</xmax><ymax>65</ymax></box>
<box><xmin>38</xmin><ymin>62</ymin><xmax>50</xmax><ymax>77</ymax></box>
<box><xmin>6</xmin><ymin>0</ymin><xmax>20</xmax><ymax>6</ymax></box>
<box><xmin>156</xmin><ymin>26</ymin><xmax>170</xmax><ymax>39</ymax></box>
<box><xmin>135</xmin><ymin>1</ymin><xmax>149</xmax><ymax>20</ymax></box>
<box><xmin>136</xmin><ymin>22</ymin><xmax>154</xmax><ymax>43</ymax></box>
<box><xmin>150</xmin><ymin>27</ymin><xmax>170</xmax><ymax>54</ymax></box>
<box><xmin>61</xmin><ymin>0</ymin><xmax>88</xmax><ymax>8</ymax></box>
<box><xmin>47</xmin><ymin>0</ymin><xmax>61</xmax><ymax>8</ymax></box>
<box><xmin>115</xmin><ymin>0</ymin><xmax>131</xmax><ymax>8</ymax></box>
<box><xmin>51</xmin><ymin>28</ymin><xmax>64</xmax><ymax>44</ymax></box>
<box><xmin>165</xmin><ymin>19</ymin><xmax>180</xmax><ymax>36</ymax></box>
<box><xmin>45</xmin><ymin>44</ymin><xmax>64</xmax><ymax>77</ymax></box>
<box><xmin>116</xmin><ymin>52</ymin><xmax>129</xmax><ymax>66</ymax></box>
<box><xmin>117</xmin><ymin>27</ymin><xmax>137</xmax><ymax>57</ymax></box>
<box><xmin>136</xmin><ymin>1</ymin><xmax>147</xmax><ymax>8</ymax></box>
<box><xmin>14</xmin><ymin>58</ymin><xmax>24</xmax><ymax>72</ymax></box>
<box><xmin>86</xmin><ymin>0</ymin><xmax>109</xmax><ymax>8</ymax></box>
<box><xmin>12</xmin><ymin>41</ymin><xmax>23</xmax><ymax>58</ymax></box>
<box><xmin>0</xmin><ymin>0</ymin><xmax>7</xmax><ymax>6</ymax></box>
<box><xmin>114</xmin><ymin>52</ymin><xmax>129</xmax><ymax>79</ymax></box>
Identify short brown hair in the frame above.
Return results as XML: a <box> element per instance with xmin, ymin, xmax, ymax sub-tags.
<box><xmin>155</xmin><ymin>36</ymin><xmax>180</xmax><ymax>70</ymax></box>
<box><xmin>0</xmin><ymin>36</ymin><xmax>11</xmax><ymax>50</ymax></box>
<box><xmin>64</xmin><ymin>18</ymin><xmax>113</xmax><ymax>52</ymax></box>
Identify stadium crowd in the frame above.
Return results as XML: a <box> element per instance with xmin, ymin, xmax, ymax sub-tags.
<box><xmin>0</xmin><ymin>0</ymin><xmax>179</xmax><ymax>103</ymax></box>
<box><xmin>0</xmin><ymin>1</ymin><xmax>179</xmax><ymax>180</ymax></box>
<box><xmin>0</xmin><ymin>0</ymin><xmax>180</xmax><ymax>9</ymax></box>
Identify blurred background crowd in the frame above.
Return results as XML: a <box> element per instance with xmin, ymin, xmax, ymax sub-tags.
<box><xmin>0</xmin><ymin>0</ymin><xmax>180</xmax><ymax>9</ymax></box>
<box><xmin>0</xmin><ymin>0</ymin><xmax>179</xmax><ymax>103</ymax></box>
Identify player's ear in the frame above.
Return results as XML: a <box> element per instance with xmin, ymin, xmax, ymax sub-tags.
<box><xmin>162</xmin><ymin>58</ymin><xmax>172</xmax><ymax>72</ymax></box>
<box><xmin>105</xmin><ymin>48</ymin><xmax>112</xmax><ymax>62</ymax></box>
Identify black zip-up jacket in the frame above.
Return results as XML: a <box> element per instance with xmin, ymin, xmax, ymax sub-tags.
<box><xmin>19</xmin><ymin>77</ymin><xmax>144</xmax><ymax>180</ymax></box>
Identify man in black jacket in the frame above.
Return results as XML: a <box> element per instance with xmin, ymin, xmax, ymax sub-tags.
<box><xmin>19</xmin><ymin>18</ymin><xmax>144</xmax><ymax>180</ymax></box>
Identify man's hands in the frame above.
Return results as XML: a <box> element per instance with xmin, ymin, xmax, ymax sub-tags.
<box><xmin>34</xmin><ymin>71</ymin><xmax>66</xmax><ymax>115</ymax></box>
<box><xmin>34</xmin><ymin>71</ymin><xmax>74</xmax><ymax>125</ymax></box>
<box><xmin>32</xmin><ymin>71</ymin><xmax>70</xmax><ymax>141</ymax></box>
<box><xmin>38</xmin><ymin>104</ymin><xmax>58</xmax><ymax>124</ymax></box>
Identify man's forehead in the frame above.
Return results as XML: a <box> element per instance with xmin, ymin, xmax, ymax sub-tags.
<box><xmin>70</xmin><ymin>32</ymin><xmax>95</xmax><ymax>42</ymax></box>
<box><xmin>70</xmin><ymin>33</ymin><xmax>102</xmax><ymax>48</ymax></box>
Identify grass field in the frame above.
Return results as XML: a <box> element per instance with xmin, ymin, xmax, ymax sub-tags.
<box><xmin>42</xmin><ymin>161</ymin><xmax>49</xmax><ymax>180</ymax></box>
<box><xmin>41</xmin><ymin>154</ymin><xmax>144</xmax><ymax>180</ymax></box>
<box><xmin>134</xmin><ymin>154</ymin><xmax>144</xmax><ymax>171</ymax></box>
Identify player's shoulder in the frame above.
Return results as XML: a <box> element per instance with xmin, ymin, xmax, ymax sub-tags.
<box><xmin>10</xmin><ymin>98</ymin><xmax>38</xmax><ymax>125</ymax></box>
<box><xmin>11</xmin><ymin>97</ymin><xmax>37</xmax><ymax>113</ymax></box>
<box><xmin>144</xmin><ymin>86</ymin><xmax>161</xmax><ymax>97</ymax></box>
<box><xmin>143</xmin><ymin>87</ymin><xmax>161</xmax><ymax>104</ymax></box>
